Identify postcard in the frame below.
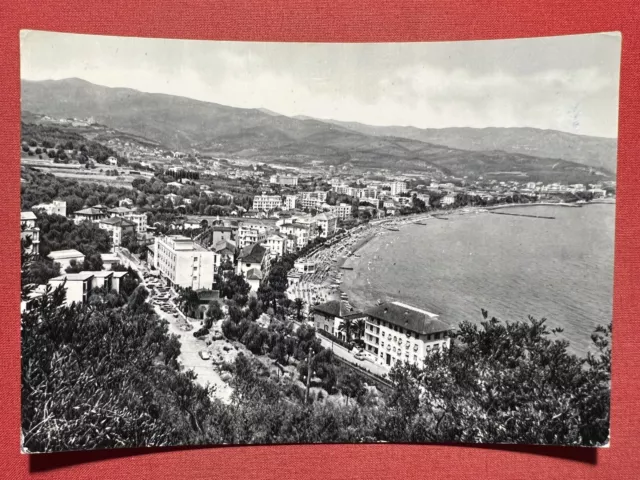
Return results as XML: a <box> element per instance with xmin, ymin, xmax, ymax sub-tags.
<box><xmin>20</xmin><ymin>30</ymin><xmax>619</xmax><ymax>452</ymax></box>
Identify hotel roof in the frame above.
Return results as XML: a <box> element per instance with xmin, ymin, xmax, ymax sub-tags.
<box><xmin>366</xmin><ymin>301</ymin><xmax>451</xmax><ymax>335</ymax></box>
<box><xmin>313</xmin><ymin>300</ymin><xmax>365</xmax><ymax>320</ymax></box>
<box><xmin>21</xmin><ymin>211</ymin><xmax>37</xmax><ymax>221</ymax></box>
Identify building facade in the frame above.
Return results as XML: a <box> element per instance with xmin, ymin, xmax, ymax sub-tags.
<box><xmin>315</xmin><ymin>212</ymin><xmax>337</xmax><ymax>238</ymax></box>
<box><xmin>154</xmin><ymin>235</ymin><xmax>215</xmax><ymax>290</ymax></box>
<box><xmin>21</xmin><ymin>211</ymin><xmax>40</xmax><ymax>255</ymax></box>
<box><xmin>99</xmin><ymin>217</ymin><xmax>136</xmax><ymax>249</ymax></box>
<box><xmin>32</xmin><ymin>199</ymin><xmax>67</xmax><ymax>217</ymax></box>
<box><xmin>390</xmin><ymin>181</ymin><xmax>408</xmax><ymax>195</ymax></box>
<box><xmin>253</xmin><ymin>194</ymin><xmax>283</xmax><ymax>212</ymax></box>
<box><xmin>363</xmin><ymin>301</ymin><xmax>452</xmax><ymax>369</ymax></box>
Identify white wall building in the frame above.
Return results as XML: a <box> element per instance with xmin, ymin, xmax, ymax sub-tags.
<box><xmin>32</xmin><ymin>199</ymin><xmax>67</xmax><ymax>217</ymax></box>
<box><xmin>253</xmin><ymin>194</ymin><xmax>283</xmax><ymax>212</ymax></box>
<box><xmin>363</xmin><ymin>301</ymin><xmax>452</xmax><ymax>369</ymax></box>
<box><xmin>390</xmin><ymin>181</ymin><xmax>408</xmax><ymax>195</ymax></box>
<box><xmin>315</xmin><ymin>212</ymin><xmax>338</xmax><ymax>238</ymax></box>
<box><xmin>282</xmin><ymin>195</ymin><xmax>299</xmax><ymax>211</ymax></box>
<box><xmin>237</xmin><ymin>223</ymin><xmax>270</xmax><ymax>249</ymax></box>
<box><xmin>21</xmin><ymin>211</ymin><xmax>40</xmax><ymax>255</ymax></box>
<box><xmin>154</xmin><ymin>235</ymin><xmax>215</xmax><ymax>290</ymax></box>
<box><xmin>336</xmin><ymin>203</ymin><xmax>352</xmax><ymax>220</ymax></box>
<box><xmin>47</xmin><ymin>249</ymin><xmax>85</xmax><ymax>271</ymax></box>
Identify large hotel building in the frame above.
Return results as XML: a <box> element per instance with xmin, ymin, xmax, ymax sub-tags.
<box><xmin>153</xmin><ymin>235</ymin><xmax>215</xmax><ymax>290</ymax></box>
<box><xmin>363</xmin><ymin>301</ymin><xmax>452</xmax><ymax>368</ymax></box>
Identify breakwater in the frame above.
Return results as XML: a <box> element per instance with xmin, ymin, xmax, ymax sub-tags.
<box><xmin>489</xmin><ymin>211</ymin><xmax>555</xmax><ymax>220</ymax></box>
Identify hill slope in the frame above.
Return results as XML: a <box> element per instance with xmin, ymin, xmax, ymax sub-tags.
<box><xmin>21</xmin><ymin>78</ymin><xmax>613</xmax><ymax>182</ymax></box>
<box><xmin>319</xmin><ymin>120</ymin><xmax>618</xmax><ymax>173</ymax></box>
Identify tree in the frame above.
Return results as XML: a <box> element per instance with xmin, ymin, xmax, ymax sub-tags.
<box><xmin>337</xmin><ymin>368</ymin><xmax>366</xmax><ymax>406</ymax></box>
<box><xmin>385</xmin><ymin>311</ymin><xmax>611</xmax><ymax>446</ymax></box>
<box><xmin>293</xmin><ymin>298</ymin><xmax>305</xmax><ymax>322</ymax></box>
<box><xmin>338</xmin><ymin>317</ymin><xmax>355</xmax><ymax>343</ymax></box>
<box><xmin>204</xmin><ymin>300</ymin><xmax>224</xmax><ymax>329</ymax></box>
<box><xmin>177</xmin><ymin>287</ymin><xmax>200</xmax><ymax>319</ymax></box>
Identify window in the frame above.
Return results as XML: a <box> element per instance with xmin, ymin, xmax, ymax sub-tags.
<box><xmin>435</xmin><ymin>333</ymin><xmax>441</xmax><ymax>340</ymax></box>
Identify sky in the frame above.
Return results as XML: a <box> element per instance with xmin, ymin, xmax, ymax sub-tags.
<box><xmin>20</xmin><ymin>30</ymin><xmax>621</xmax><ymax>138</ymax></box>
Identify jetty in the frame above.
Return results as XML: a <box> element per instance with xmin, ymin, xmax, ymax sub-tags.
<box><xmin>489</xmin><ymin>211</ymin><xmax>555</xmax><ymax>220</ymax></box>
<box><xmin>340</xmin><ymin>266</ymin><xmax>354</xmax><ymax>270</ymax></box>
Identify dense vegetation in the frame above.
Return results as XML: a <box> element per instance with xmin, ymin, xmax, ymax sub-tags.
<box><xmin>21</xmin><ymin>122</ymin><xmax>124</xmax><ymax>164</ymax></box>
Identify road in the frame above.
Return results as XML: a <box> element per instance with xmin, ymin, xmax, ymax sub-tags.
<box><xmin>317</xmin><ymin>336</ymin><xmax>389</xmax><ymax>378</ymax></box>
<box><xmin>118</xmin><ymin>248</ymin><xmax>233</xmax><ymax>403</ymax></box>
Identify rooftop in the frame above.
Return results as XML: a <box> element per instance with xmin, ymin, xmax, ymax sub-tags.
<box><xmin>313</xmin><ymin>300</ymin><xmax>365</xmax><ymax>319</ymax></box>
<box><xmin>75</xmin><ymin>207</ymin><xmax>106</xmax><ymax>216</ymax></box>
<box><xmin>246</xmin><ymin>268</ymin><xmax>263</xmax><ymax>281</ymax></box>
<box><xmin>365</xmin><ymin>301</ymin><xmax>451</xmax><ymax>335</ymax></box>
<box><xmin>238</xmin><ymin>242</ymin><xmax>268</xmax><ymax>264</ymax></box>
<box><xmin>49</xmin><ymin>272</ymin><xmax>95</xmax><ymax>282</ymax></box>
<box><xmin>21</xmin><ymin>211</ymin><xmax>37</xmax><ymax>221</ymax></box>
<box><xmin>100</xmin><ymin>216</ymin><xmax>136</xmax><ymax>227</ymax></box>
<box><xmin>108</xmin><ymin>206</ymin><xmax>133</xmax><ymax>214</ymax></box>
<box><xmin>47</xmin><ymin>249</ymin><xmax>85</xmax><ymax>260</ymax></box>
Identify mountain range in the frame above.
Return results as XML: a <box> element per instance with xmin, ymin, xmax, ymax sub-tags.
<box><xmin>21</xmin><ymin>78</ymin><xmax>617</xmax><ymax>182</ymax></box>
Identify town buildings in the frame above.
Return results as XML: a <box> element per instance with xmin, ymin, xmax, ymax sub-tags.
<box><xmin>21</xmin><ymin>211</ymin><xmax>40</xmax><ymax>255</ymax></box>
<box><xmin>362</xmin><ymin>301</ymin><xmax>452</xmax><ymax>368</ymax></box>
<box><xmin>107</xmin><ymin>207</ymin><xmax>148</xmax><ymax>236</ymax></box>
<box><xmin>283</xmin><ymin>195</ymin><xmax>299</xmax><ymax>210</ymax></box>
<box><xmin>264</xmin><ymin>233</ymin><xmax>287</xmax><ymax>258</ymax></box>
<box><xmin>154</xmin><ymin>235</ymin><xmax>215</xmax><ymax>290</ymax></box>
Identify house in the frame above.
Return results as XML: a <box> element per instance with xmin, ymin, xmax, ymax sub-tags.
<box><xmin>237</xmin><ymin>223</ymin><xmax>270</xmax><ymax>249</ymax></box>
<box><xmin>300</xmin><ymin>191</ymin><xmax>328</xmax><ymax>210</ymax></box>
<box><xmin>236</xmin><ymin>242</ymin><xmax>269</xmax><ymax>289</ymax></box>
<box><xmin>253</xmin><ymin>193</ymin><xmax>282</xmax><ymax>211</ymax></box>
<box><xmin>47</xmin><ymin>270</ymin><xmax>129</xmax><ymax>306</ymax></box>
<box><xmin>312</xmin><ymin>300</ymin><xmax>367</xmax><ymax>340</ymax></box>
<box><xmin>100</xmin><ymin>253</ymin><xmax>121</xmax><ymax>270</ymax></box>
<box><xmin>282</xmin><ymin>195</ymin><xmax>299</xmax><ymax>210</ymax></box>
<box><xmin>32</xmin><ymin>199</ymin><xmax>67</xmax><ymax>217</ymax></box>
<box><xmin>264</xmin><ymin>233</ymin><xmax>287</xmax><ymax>258</ymax></box>
<box><xmin>99</xmin><ymin>216</ymin><xmax>136</xmax><ymax>249</ymax></box>
<box><xmin>21</xmin><ymin>211</ymin><xmax>40</xmax><ymax>255</ymax></box>
<box><xmin>390</xmin><ymin>181</ymin><xmax>407</xmax><ymax>195</ymax></box>
<box><xmin>363</xmin><ymin>301</ymin><xmax>452</xmax><ymax>368</ymax></box>
<box><xmin>269</xmin><ymin>174</ymin><xmax>299</xmax><ymax>186</ymax></box>
<box><xmin>107</xmin><ymin>156</ymin><xmax>118</xmax><ymax>166</ymax></box>
<box><xmin>245</xmin><ymin>268</ymin><xmax>263</xmax><ymax>293</ymax></box>
<box><xmin>278</xmin><ymin>222</ymin><xmax>310</xmax><ymax>249</ymax></box>
<box><xmin>154</xmin><ymin>235</ymin><xmax>215</xmax><ymax>290</ymax></box>
<box><xmin>336</xmin><ymin>203</ymin><xmax>352</xmax><ymax>220</ymax></box>
<box><xmin>47</xmin><ymin>249</ymin><xmax>85</xmax><ymax>271</ymax></box>
<box><xmin>73</xmin><ymin>207</ymin><xmax>108</xmax><ymax>224</ymax></box>
<box><xmin>119</xmin><ymin>198</ymin><xmax>134</xmax><ymax>208</ymax></box>
<box><xmin>441</xmin><ymin>194</ymin><xmax>457</xmax><ymax>206</ymax></box>
<box><xmin>212</xmin><ymin>226</ymin><xmax>236</xmax><ymax>244</ymax></box>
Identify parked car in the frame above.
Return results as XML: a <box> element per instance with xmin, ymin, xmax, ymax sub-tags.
<box><xmin>212</xmin><ymin>330</ymin><xmax>224</xmax><ymax>340</ymax></box>
<box><xmin>198</xmin><ymin>351</ymin><xmax>211</xmax><ymax>360</ymax></box>
<box><xmin>354</xmin><ymin>350</ymin><xmax>365</xmax><ymax>360</ymax></box>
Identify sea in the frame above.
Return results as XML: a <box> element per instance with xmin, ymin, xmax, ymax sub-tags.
<box><xmin>342</xmin><ymin>204</ymin><xmax>615</xmax><ymax>357</ymax></box>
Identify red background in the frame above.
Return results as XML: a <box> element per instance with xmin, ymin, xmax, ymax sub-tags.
<box><xmin>1</xmin><ymin>0</ymin><xmax>639</xmax><ymax>478</ymax></box>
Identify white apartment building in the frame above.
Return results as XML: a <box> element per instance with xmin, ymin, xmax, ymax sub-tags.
<box><xmin>32</xmin><ymin>199</ymin><xmax>67</xmax><ymax>217</ymax></box>
<box><xmin>282</xmin><ymin>195</ymin><xmax>299</xmax><ymax>211</ymax></box>
<box><xmin>300</xmin><ymin>191</ymin><xmax>328</xmax><ymax>210</ymax></box>
<box><xmin>108</xmin><ymin>207</ymin><xmax>148</xmax><ymax>235</ymax></box>
<box><xmin>154</xmin><ymin>235</ymin><xmax>215</xmax><ymax>290</ymax></box>
<box><xmin>315</xmin><ymin>212</ymin><xmax>337</xmax><ymax>238</ymax></box>
<box><xmin>47</xmin><ymin>249</ymin><xmax>85</xmax><ymax>271</ymax></box>
<box><xmin>264</xmin><ymin>233</ymin><xmax>287</xmax><ymax>258</ymax></box>
<box><xmin>47</xmin><ymin>270</ymin><xmax>129</xmax><ymax>306</ymax></box>
<box><xmin>331</xmin><ymin>184</ymin><xmax>350</xmax><ymax>195</ymax></box>
<box><xmin>336</xmin><ymin>203</ymin><xmax>352</xmax><ymax>220</ymax></box>
<box><xmin>21</xmin><ymin>211</ymin><xmax>40</xmax><ymax>255</ymax></box>
<box><xmin>441</xmin><ymin>194</ymin><xmax>457</xmax><ymax>206</ymax></box>
<box><xmin>363</xmin><ymin>301</ymin><xmax>452</xmax><ymax>369</ymax></box>
<box><xmin>390</xmin><ymin>181</ymin><xmax>408</xmax><ymax>195</ymax></box>
<box><xmin>237</xmin><ymin>223</ymin><xmax>270</xmax><ymax>249</ymax></box>
<box><xmin>278</xmin><ymin>222</ymin><xmax>310</xmax><ymax>249</ymax></box>
<box><xmin>269</xmin><ymin>174</ymin><xmax>299</xmax><ymax>186</ymax></box>
<box><xmin>99</xmin><ymin>216</ymin><xmax>136</xmax><ymax>249</ymax></box>
<box><xmin>253</xmin><ymin>193</ymin><xmax>283</xmax><ymax>212</ymax></box>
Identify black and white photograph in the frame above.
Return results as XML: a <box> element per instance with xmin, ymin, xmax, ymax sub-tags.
<box><xmin>20</xmin><ymin>30</ymin><xmax>619</xmax><ymax>453</ymax></box>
